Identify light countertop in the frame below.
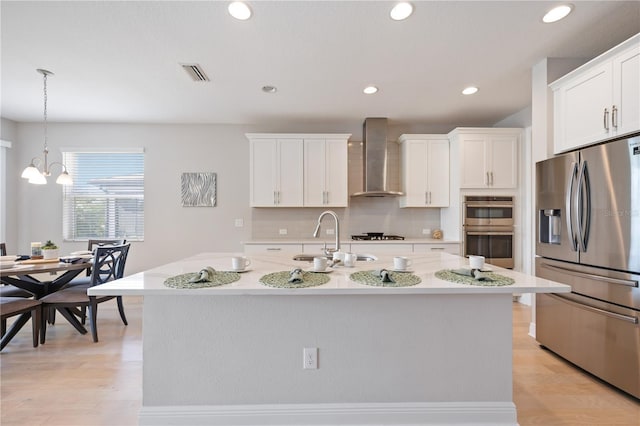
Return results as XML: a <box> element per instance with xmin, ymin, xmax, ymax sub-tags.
<box><xmin>88</xmin><ymin>252</ymin><xmax>570</xmax><ymax>296</ymax></box>
<box><xmin>245</xmin><ymin>239</ymin><xmax>460</xmax><ymax>245</ymax></box>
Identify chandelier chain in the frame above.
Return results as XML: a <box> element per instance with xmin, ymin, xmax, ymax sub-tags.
<box><xmin>43</xmin><ymin>71</ymin><xmax>48</xmax><ymax>152</ymax></box>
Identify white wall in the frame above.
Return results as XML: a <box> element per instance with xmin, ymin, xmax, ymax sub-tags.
<box><xmin>0</xmin><ymin>118</ymin><xmax>19</xmax><ymax>249</ymax></box>
<box><xmin>5</xmin><ymin>120</ymin><xmax>460</xmax><ymax>273</ymax></box>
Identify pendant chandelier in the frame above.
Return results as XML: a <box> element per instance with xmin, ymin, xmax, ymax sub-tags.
<box><xmin>21</xmin><ymin>69</ymin><xmax>72</xmax><ymax>185</ymax></box>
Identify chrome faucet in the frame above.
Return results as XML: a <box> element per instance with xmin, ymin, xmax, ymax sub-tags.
<box><xmin>313</xmin><ymin>210</ymin><xmax>340</xmax><ymax>255</ymax></box>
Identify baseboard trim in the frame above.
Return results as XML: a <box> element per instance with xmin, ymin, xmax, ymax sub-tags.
<box><xmin>139</xmin><ymin>401</ymin><xmax>518</xmax><ymax>425</ymax></box>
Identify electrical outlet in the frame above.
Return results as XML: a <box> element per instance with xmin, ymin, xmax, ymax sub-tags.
<box><xmin>279</xmin><ymin>228</ymin><xmax>288</xmax><ymax>235</ymax></box>
<box><xmin>422</xmin><ymin>228</ymin><xmax>432</xmax><ymax>235</ymax></box>
<box><xmin>326</xmin><ymin>229</ymin><xmax>335</xmax><ymax>235</ymax></box>
<box><xmin>235</xmin><ymin>218</ymin><xmax>244</xmax><ymax>228</ymax></box>
<box><xmin>303</xmin><ymin>347</ymin><xmax>318</xmax><ymax>369</ymax></box>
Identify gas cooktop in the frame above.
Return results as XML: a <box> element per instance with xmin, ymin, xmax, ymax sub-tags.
<box><xmin>351</xmin><ymin>233</ymin><xmax>405</xmax><ymax>241</ymax></box>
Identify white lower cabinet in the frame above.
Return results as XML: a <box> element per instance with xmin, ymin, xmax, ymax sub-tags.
<box><xmin>349</xmin><ymin>243</ymin><xmax>413</xmax><ymax>254</ymax></box>
<box><xmin>413</xmin><ymin>243</ymin><xmax>460</xmax><ymax>256</ymax></box>
<box><xmin>244</xmin><ymin>243</ymin><xmax>303</xmax><ymax>254</ymax></box>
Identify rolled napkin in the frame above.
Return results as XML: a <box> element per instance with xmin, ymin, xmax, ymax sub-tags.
<box><xmin>374</xmin><ymin>269</ymin><xmax>395</xmax><ymax>283</ymax></box>
<box><xmin>188</xmin><ymin>266</ymin><xmax>216</xmax><ymax>283</ymax></box>
<box><xmin>451</xmin><ymin>268</ymin><xmax>493</xmax><ymax>281</ymax></box>
<box><xmin>288</xmin><ymin>268</ymin><xmax>304</xmax><ymax>283</ymax></box>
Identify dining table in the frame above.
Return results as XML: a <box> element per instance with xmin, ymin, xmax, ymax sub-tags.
<box><xmin>0</xmin><ymin>258</ymin><xmax>93</xmax><ymax>346</ymax></box>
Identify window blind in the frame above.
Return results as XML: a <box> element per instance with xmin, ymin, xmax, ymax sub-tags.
<box><xmin>62</xmin><ymin>149</ymin><xmax>144</xmax><ymax>241</ymax></box>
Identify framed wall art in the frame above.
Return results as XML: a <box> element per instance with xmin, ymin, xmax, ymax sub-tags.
<box><xmin>181</xmin><ymin>172</ymin><xmax>217</xmax><ymax>207</ymax></box>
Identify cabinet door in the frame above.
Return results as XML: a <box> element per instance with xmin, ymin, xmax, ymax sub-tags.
<box><xmin>324</xmin><ymin>139</ymin><xmax>348</xmax><ymax>207</ymax></box>
<box><xmin>401</xmin><ymin>140</ymin><xmax>429</xmax><ymax>206</ymax></box>
<box><xmin>555</xmin><ymin>62</ymin><xmax>613</xmax><ymax>153</ymax></box>
<box><xmin>250</xmin><ymin>139</ymin><xmax>278</xmax><ymax>206</ymax></box>
<box><xmin>304</xmin><ymin>139</ymin><xmax>326</xmax><ymax>206</ymax></box>
<box><xmin>612</xmin><ymin>45</ymin><xmax>640</xmax><ymax>136</ymax></box>
<box><xmin>413</xmin><ymin>243</ymin><xmax>460</xmax><ymax>255</ymax></box>
<box><xmin>427</xmin><ymin>139</ymin><xmax>449</xmax><ymax>206</ymax></box>
<box><xmin>244</xmin><ymin>244</ymin><xmax>303</xmax><ymax>254</ymax></box>
<box><xmin>460</xmin><ymin>136</ymin><xmax>489</xmax><ymax>188</ymax></box>
<box><xmin>277</xmin><ymin>139</ymin><xmax>304</xmax><ymax>206</ymax></box>
<box><xmin>488</xmin><ymin>135</ymin><xmax>518</xmax><ymax>188</ymax></box>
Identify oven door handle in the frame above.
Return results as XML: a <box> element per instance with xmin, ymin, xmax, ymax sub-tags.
<box><xmin>465</xmin><ymin>204</ymin><xmax>514</xmax><ymax>208</ymax></box>
<box><xmin>466</xmin><ymin>231</ymin><xmax>514</xmax><ymax>236</ymax></box>
<box><xmin>546</xmin><ymin>293</ymin><xmax>639</xmax><ymax>324</ymax></box>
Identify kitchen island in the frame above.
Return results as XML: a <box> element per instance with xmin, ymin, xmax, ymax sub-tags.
<box><xmin>89</xmin><ymin>252</ymin><xmax>569</xmax><ymax>426</ymax></box>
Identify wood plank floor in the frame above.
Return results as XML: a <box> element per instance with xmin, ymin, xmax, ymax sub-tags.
<box><xmin>1</xmin><ymin>298</ymin><xmax>638</xmax><ymax>425</ymax></box>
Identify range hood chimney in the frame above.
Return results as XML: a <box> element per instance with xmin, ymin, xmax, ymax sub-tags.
<box><xmin>351</xmin><ymin>117</ymin><xmax>403</xmax><ymax>197</ymax></box>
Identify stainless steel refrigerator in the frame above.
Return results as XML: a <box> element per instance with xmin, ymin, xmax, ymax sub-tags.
<box><xmin>535</xmin><ymin>134</ymin><xmax>640</xmax><ymax>399</ymax></box>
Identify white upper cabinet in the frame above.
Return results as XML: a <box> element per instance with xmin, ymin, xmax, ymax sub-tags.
<box><xmin>304</xmin><ymin>138</ymin><xmax>349</xmax><ymax>207</ymax></box>
<box><xmin>248</xmin><ymin>137</ymin><xmax>304</xmax><ymax>207</ymax></box>
<box><xmin>551</xmin><ymin>33</ymin><xmax>639</xmax><ymax>153</ymax></box>
<box><xmin>247</xmin><ymin>133</ymin><xmax>351</xmax><ymax>208</ymax></box>
<box><xmin>451</xmin><ymin>128</ymin><xmax>520</xmax><ymax>189</ymax></box>
<box><xmin>397</xmin><ymin>135</ymin><xmax>450</xmax><ymax>207</ymax></box>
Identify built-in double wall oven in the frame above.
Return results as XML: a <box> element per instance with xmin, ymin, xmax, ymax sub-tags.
<box><xmin>463</xmin><ymin>196</ymin><xmax>514</xmax><ymax>269</ymax></box>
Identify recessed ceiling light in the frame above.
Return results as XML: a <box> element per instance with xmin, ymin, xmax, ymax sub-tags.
<box><xmin>228</xmin><ymin>2</ymin><xmax>252</xmax><ymax>21</ymax></box>
<box><xmin>390</xmin><ymin>2</ymin><xmax>414</xmax><ymax>21</ymax></box>
<box><xmin>363</xmin><ymin>86</ymin><xmax>378</xmax><ymax>94</ymax></box>
<box><xmin>542</xmin><ymin>4</ymin><xmax>573</xmax><ymax>23</ymax></box>
<box><xmin>262</xmin><ymin>85</ymin><xmax>277</xmax><ymax>93</ymax></box>
<box><xmin>462</xmin><ymin>86</ymin><xmax>479</xmax><ymax>95</ymax></box>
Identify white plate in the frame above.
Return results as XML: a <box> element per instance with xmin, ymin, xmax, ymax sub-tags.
<box><xmin>0</xmin><ymin>260</ymin><xmax>17</xmax><ymax>268</ymax></box>
<box><xmin>71</xmin><ymin>250</ymin><xmax>92</xmax><ymax>256</ymax></box>
<box><xmin>0</xmin><ymin>255</ymin><xmax>18</xmax><ymax>262</ymax></box>
<box><xmin>310</xmin><ymin>269</ymin><xmax>333</xmax><ymax>274</ymax></box>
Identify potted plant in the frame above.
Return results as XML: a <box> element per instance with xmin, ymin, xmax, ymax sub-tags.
<box><xmin>41</xmin><ymin>240</ymin><xmax>59</xmax><ymax>260</ymax></box>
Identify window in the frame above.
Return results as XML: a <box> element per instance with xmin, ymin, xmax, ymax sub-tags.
<box><xmin>62</xmin><ymin>148</ymin><xmax>144</xmax><ymax>241</ymax></box>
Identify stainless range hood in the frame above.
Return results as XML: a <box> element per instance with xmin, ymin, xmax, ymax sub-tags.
<box><xmin>351</xmin><ymin>117</ymin><xmax>403</xmax><ymax>197</ymax></box>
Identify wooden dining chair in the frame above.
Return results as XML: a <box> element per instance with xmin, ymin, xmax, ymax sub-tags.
<box><xmin>40</xmin><ymin>243</ymin><xmax>130</xmax><ymax>343</ymax></box>
<box><xmin>1</xmin><ymin>297</ymin><xmax>42</xmax><ymax>350</ymax></box>
<box><xmin>48</xmin><ymin>238</ymin><xmax>126</xmax><ymax>325</ymax></box>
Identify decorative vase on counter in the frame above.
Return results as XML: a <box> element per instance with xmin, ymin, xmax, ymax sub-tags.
<box><xmin>41</xmin><ymin>240</ymin><xmax>59</xmax><ymax>260</ymax></box>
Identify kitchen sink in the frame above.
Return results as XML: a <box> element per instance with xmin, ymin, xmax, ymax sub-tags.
<box><xmin>292</xmin><ymin>254</ymin><xmax>378</xmax><ymax>262</ymax></box>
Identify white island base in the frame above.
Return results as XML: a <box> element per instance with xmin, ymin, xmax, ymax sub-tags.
<box><xmin>89</xmin><ymin>252</ymin><xmax>569</xmax><ymax>425</ymax></box>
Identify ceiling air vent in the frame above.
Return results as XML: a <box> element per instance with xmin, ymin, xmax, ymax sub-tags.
<box><xmin>181</xmin><ymin>64</ymin><xmax>209</xmax><ymax>82</ymax></box>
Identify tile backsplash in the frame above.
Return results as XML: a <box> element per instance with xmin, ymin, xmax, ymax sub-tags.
<box><xmin>251</xmin><ymin>140</ymin><xmax>442</xmax><ymax>240</ymax></box>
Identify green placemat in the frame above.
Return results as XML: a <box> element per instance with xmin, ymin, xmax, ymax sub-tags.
<box><xmin>164</xmin><ymin>271</ymin><xmax>241</xmax><ymax>289</ymax></box>
<box><xmin>349</xmin><ymin>270</ymin><xmax>422</xmax><ymax>287</ymax></box>
<box><xmin>259</xmin><ymin>271</ymin><xmax>330</xmax><ymax>288</ymax></box>
<box><xmin>435</xmin><ymin>269</ymin><xmax>515</xmax><ymax>286</ymax></box>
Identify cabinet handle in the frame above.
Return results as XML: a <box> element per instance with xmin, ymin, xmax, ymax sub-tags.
<box><xmin>490</xmin><ymin>172</ymin><xmax>494</xmax><ymax>186</ymax></box>
<box><xmin>430</xmin><ymin>247</ymin><xmax>445</xmax><ymax>251</ymax></box>
<box><xmin>612</xmin><ymin>105</ymin><xmax>618</xmax><ymax>129</ymax></box>
<box><xmin>274</xmin><ymin>191</ymin><xmax>277</xmax><ymax>205</ymax></box>
<box><xmin>486</xmin><ymin>172</ymin><xmax>489</xmax><ymax>186</ymax></box>
<box><xmin>266</xmin><ymin>248</ymin><xmax>282</xmax><ymax>251</ymax></box>
<box><xmin>325</xmin><ymin>191</ymin><xmax>329</xmax><ymax>205</ymax></box>
<box><xmin>429</xmin><ymin>191</ymin><xmax>432</xmax><ymax>204</ymax></box>
<box><xmin>603</xmin><ymin>107</ymin><xmax>609</xmax><ymax>131</ymax></box>
<box><xmin>425</xmin><ymin>192</ymin><xmax>428</xmax><ymax>205</ymax></box>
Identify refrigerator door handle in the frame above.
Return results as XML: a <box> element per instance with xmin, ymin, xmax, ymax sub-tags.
<box><xmin>546</xmin><ymin>293</ymin><xmax>638</xmax><ymax>324</ymax></box>
<box><xmin>576</xmin><ymin>160</ymin><xmax>591</xmax><ymax>251</ymax></box>
<box><xmin>566</xmin><ymin>161</ymin><xmax>579</xmax><ymax>251</ymax></box>
<box><xmin>540</xmin><ymin>263</ymin><xmax>639</xmax><ymax>288</ymax></box>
